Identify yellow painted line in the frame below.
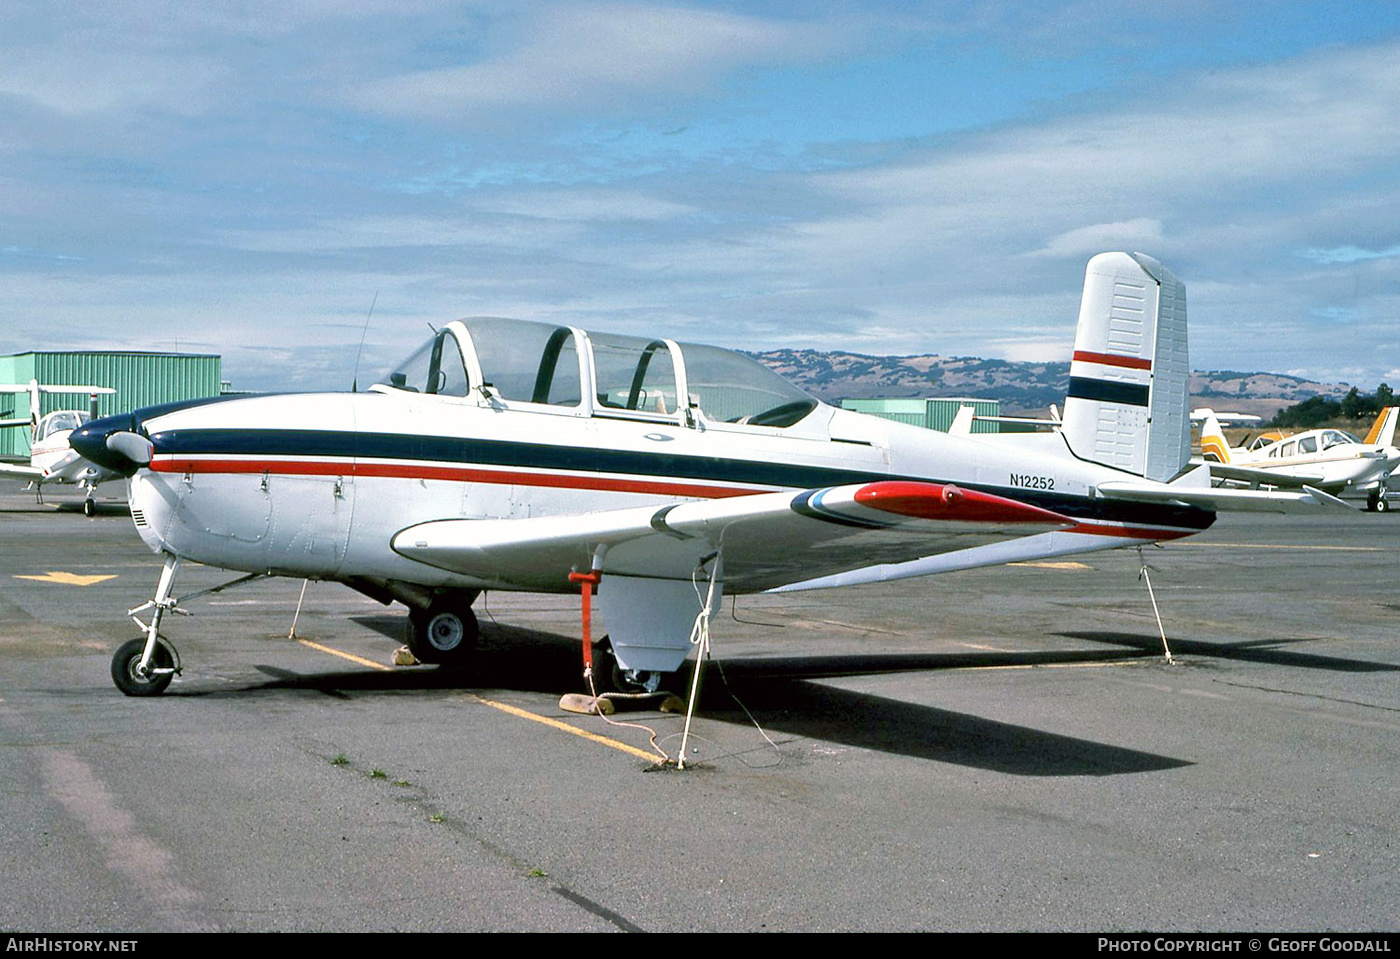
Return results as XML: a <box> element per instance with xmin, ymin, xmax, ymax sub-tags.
<box><xmin>1007</xmin><ymin>561</ymin><xmax>1091</xmax><ymax>569</ymax></box>
<box><xmin>14</xmin><ymin>572</ymin><xmax>117</xmax><ymax>586</ymax></box>
<box><xmin>950</xmin><ymin>659</ymin><xmax>1146</xmax><ymax>673</ymax></box>
<box><xmin>294</xmin><ymin>639</ymin><xmax>657</xmax><ymax>762</ymax></box>
<box><xmin>1189</xmin><ymin>543</ymin><xmax>1384</xmax><ymax>552</ymax></box>
<box><xmin>297</xmin><ymin>639</ymin><xmax>392</xmax><ymax>671</ymax></box>
<box><xmin>470</xmin><ymin>695</ymin><xmax>664</xmax><ymax>764</ymax></box>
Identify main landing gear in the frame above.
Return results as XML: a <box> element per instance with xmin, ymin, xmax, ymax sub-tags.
<box><xmin>1367</xmin><ymin>489</ymin><xmax>1391</xmax><ymax>513</ymax></box>
<box><xmin>589</xmin><ymin>637</ymin><xmax>673</xmax><ymax>695</ymax></box>
<box><xmin>405</xmin><ymin>595</ymin><xmax>480</xmax><ymax>667</ymax></box>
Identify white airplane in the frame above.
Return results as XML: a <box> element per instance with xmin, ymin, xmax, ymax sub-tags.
<box><xmin>949</xmin><ymin>404</ymin><xmax>1060</xmax><ymax>434</ymax></box>
<box><xmin>0</xmin><ymin>381</ymin><xmax>118</xmax><ymax>516</ymax></box>
<box><xmin>1198</xmin><ymin>407</ymin><xmax>1400</xmax><ymax>511</ymax></box>
<box><xmin>72</xmin><ymin>253</ymin><xmax>1343</xmax><ymax>697</ymax></box>
<box><xmin>1190</xmin><ymin>408</ymin><xmax>1261</xmax><ymax>427</ymax></box>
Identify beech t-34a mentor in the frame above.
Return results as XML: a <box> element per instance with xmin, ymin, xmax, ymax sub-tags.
<box><xmin>72</xmin><ymin>252</ymin><xmax>1343</xmax><ymax>697</ymax></box>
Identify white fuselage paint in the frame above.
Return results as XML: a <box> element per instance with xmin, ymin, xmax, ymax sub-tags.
<box><xmin>124</xmin><ymin>388</ymin><xmax>1206</xmax><ymax>596</ymax></box>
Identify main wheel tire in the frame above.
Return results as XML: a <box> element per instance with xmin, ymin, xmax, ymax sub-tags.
<box><xmin>83</xmin><ymin>498</ymin><xmax>95</xmax><ymax>518</ymax></box>
<box><xmin>589</xmin><ymin>638</ymin><xmax>670</xmax><ymax>695</ymax></box>
<box><xmin>406</xmin><ymin>605</ymin><xmax>479</xmax><ymax>666</ymax></box>
<box><xmin>1378</xmin><ymin>497</ymin><xmax>1390</xmax><ymax>513</ymax></box>
<box><xmin>111</xmin><ymin>638</ymin><xmax>175</xmax><ymax>697</ymax></box>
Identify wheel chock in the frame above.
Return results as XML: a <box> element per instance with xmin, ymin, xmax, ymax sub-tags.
<box><xmin>392</xmin><ymin>645</ymin><xmax>419</xmax><ymax>666</ymax></box>
<box><xmin>559</xmin><ymin>693</ymin><xmax>615</xmax><ymax>715</ymax></box>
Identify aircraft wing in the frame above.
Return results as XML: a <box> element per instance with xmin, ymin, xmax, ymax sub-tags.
<box><xmin>393</xmin><ymin>480</ymin><xmax>1076</xmax><ymax>592</ymax></box>
<box><xmin>0</xmin><ymin>461</ymin><xmax>43</xmax><ymax>480</ymax></box>
<box><xmin>1198</xmin><ymin>459</ymin><xmax>1327</xmax><ymax>488</ymax></box>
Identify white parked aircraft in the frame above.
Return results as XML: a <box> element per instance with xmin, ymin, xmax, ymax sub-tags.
<box><xmin>73</xmin><ymin>253</ymin><xmax>1342</xmax><ymax>697</ymax></box>
<box><xmin>0</xmin><ymin>381</ymin><xmax>118</xmax><ymax>516</ymax></box>
<box><xmin>1198</xmin><ymin>407</ymin><xmax>1400</xmax><ymax>510</ymax></box>
<box><xmin>1189</xmin><ymin>408</ymin><xmax>1261</xmax><ymax>427</ymax></box>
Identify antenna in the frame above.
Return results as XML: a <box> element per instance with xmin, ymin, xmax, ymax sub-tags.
<box><xmin>351</xmin><ymin>291</ymin><xmax>378</xmax><ymax>392</ymax></box>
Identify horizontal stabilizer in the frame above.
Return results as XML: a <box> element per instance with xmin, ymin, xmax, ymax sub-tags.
<box><xmin>1096</xmin><ymin>480</ymin><xmax>1354</xmax><ymax>513</ymax></box>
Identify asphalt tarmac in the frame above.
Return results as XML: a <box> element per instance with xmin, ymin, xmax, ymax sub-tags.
<box><xmin>1</xmin><ymin>486</ymin><xmax>1397</xmax><ymax>932</ymax></box>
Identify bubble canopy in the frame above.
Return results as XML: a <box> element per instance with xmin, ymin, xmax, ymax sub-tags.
<box><xmin>375</xmin><ymin>317</ymin><xmax>818</xmax><ymax>429</ymax></box>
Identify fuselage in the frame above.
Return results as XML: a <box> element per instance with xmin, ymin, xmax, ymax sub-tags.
<box><xmin>109</xmin><ymin>392</ymin><xmax>1211</xmax><ymax>594</ymax></box>
<box><xmin>29</xmin><ymin>410</ymin><xmax>112</xmax><ymax>486</ymax></box>
<box><xmin>75</xmin><ymin>318</ymin><xmax>1214</xmax><ymax>596</ymax></box>
<box><xmin>1222</xmin><ymin>428</ymin><xmax>1400</xmax><ymax>492</ymax></box>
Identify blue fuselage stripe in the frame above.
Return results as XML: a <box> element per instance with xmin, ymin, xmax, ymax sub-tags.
<box><xmin>147</xmin><ymin>426</ymin><xmax>1213</xmax><ymax>531</ymax></box>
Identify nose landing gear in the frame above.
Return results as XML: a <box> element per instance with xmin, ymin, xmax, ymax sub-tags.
<box><xmin>114</xmin><ymin>554</ymin><xmax>185</xmax><ymax>697</ymax></box>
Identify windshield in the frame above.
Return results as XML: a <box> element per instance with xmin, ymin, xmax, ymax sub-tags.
<box><xmin>375</xmin><ymin>329</ymin><xmax>470</xmax><ymax>396</ymax></box>
<box><xmin>37</xmin><ymin>410</ymin><xmax>89</xmax><ymax>440</ymax></box>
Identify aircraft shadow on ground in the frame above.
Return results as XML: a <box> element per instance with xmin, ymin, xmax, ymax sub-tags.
<box><xmin>1059</xmin><ymin>631</ymin><xmax>1400</xmax><ymax>673</ymax></box>
<box><xmin>207</xmin><ymin>615</ymin><xmax>1191</xmax><ymax>776</ymax></box>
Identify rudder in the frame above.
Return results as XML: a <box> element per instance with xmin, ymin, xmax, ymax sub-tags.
<box><xmin>1059</xmin><ymin>252</ymin><xmax>1190</xmax><ymax>482</ymax></box>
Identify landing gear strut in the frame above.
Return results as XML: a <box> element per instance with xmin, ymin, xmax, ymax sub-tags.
<box><xmin>114</xmin><ymin>553</ymin><xmax>184</xmax><ymax>696</ymax></box>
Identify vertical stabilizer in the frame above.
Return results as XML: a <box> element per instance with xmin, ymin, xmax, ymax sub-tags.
<box><xmin>1198</xmin><ymin>410</ymin><xmax>1232</xmax><ymax>464</ymax></box>
<box><xmin>1060</xmin><ymin>252</ymin><xmax>1190</xmax><ymax>482</ymax></box>
<box><xmin>1363</xmin><ymin>407</ymin><xmax>1399</xmax><ymax>447</ymax></box>
<box><xmin>948</xmin><ymin>404</ymin><xmax>975</xmax><ymax>436</ymax></box>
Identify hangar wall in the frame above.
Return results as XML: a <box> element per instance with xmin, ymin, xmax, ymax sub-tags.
<box><xmin>0</xmin><ymin>351</ymin><xmax>222</xmax><ymax>457</ymax></box>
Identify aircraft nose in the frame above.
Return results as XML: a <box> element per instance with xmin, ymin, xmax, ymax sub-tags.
<box><xmin>69</xmin><ymin>414</ymin><xmax>153</xmax><ymax>477</ymax></box>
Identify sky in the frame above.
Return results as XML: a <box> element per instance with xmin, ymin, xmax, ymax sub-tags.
<box><xmin>3</xmin><ymin>0</ymin><xmax>1400</xmax><ymax>392</ymax></box>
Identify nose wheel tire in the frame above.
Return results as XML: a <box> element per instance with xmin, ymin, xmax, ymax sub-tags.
<box><xmin>111</xmin><ymin>638</ymin><xmax>176</xmax><ymax>697</ymax></box>
<box><xmin>407</xmin><ymin>604</ymin><xmax>479</xmax><ymax>666</ymax></box>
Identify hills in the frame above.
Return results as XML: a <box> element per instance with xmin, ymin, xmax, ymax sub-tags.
<box><xmin>750</xmin><ymin>349</ymin><xmax>1345</xmax><ymax>418</ymax></box>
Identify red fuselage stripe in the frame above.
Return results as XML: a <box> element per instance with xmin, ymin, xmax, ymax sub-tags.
<box><xmin>1072</xmin><ymin>351</ymin><xmax>1152</xmax><ymax>371</ymax></box>
<box><xmin>148</xmin><ymin>456</ymin><xmax>764</xmax><ymax>499</ymax></box>
<box><xmin>148</xmin><ymin>456</ymin><xmax>1202</xmax><ymax>539</ymax></box>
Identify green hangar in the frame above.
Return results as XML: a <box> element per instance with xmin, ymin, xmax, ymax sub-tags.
<box><xmin>0</xmin><ymin>350</ymin><xmax>222</xmax><ymax>458</ymax></box>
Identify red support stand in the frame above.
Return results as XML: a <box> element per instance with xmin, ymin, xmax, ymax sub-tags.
<box><xmin>568</xmin><ymin>569</ymin><xmax>602</xmax><ymax>671</ymax></box>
